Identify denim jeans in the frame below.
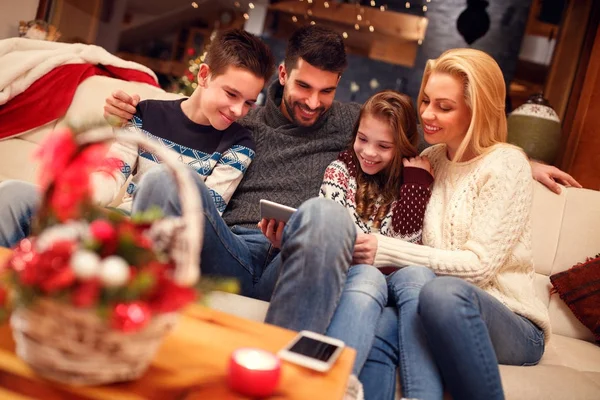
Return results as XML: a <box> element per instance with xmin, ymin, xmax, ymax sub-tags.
<box><xmin>0</xmin><ymin>180</ymin><xmax>40</xmax><ymax>248</ymax></box>
<box><xmin>360</xmin><ymin>266</ymin><xmax>545</xmax><ymax>400</ymax></box>
<box><xmin>133</xmin><ymin>166</ymin><xmax>356</xmax><ymax>333</ymax></box>
<box><xmin>326</xmin><ymin>264</ymin><xmax>388</xmax><ymax>375</ymax></box>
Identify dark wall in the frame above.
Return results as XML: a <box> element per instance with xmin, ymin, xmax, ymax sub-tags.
<box><xmin>263</xmin><ymin>0</ymin><xmax>533</xmax><ymax>105</ymax></box>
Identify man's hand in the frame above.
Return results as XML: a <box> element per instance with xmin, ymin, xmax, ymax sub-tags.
<box><xmin>258</xmin><ymin>218</ymin><xmax>285</xmax><ymax>249</ymax></box>
<box><xmin>352</xmin><ymin>233</ymin><xmax>378</xmax><ymax>265</ymax></box>
<box><xmin>103</xmin><ymin>90</ymin><xmax>140</xmax><ymax>127</ymax></box>
<box><xmin>530</xmin><ymin>161</ymin><xmax>582</xmax><ymax>194</ymax></box>
<box><xmin>403</xmin><ymin>156</ymin><xmax>433</xmax><ymax>176</ymax></box>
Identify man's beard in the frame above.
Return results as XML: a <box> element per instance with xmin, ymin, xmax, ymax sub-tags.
<box><xmin>283</xmin><ymin>94</ymin><xmax>326</xmax><ymax>127</ymax></box>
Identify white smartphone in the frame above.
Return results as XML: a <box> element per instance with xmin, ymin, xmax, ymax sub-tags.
<box><xmin>259</xmin><ymin>199</ymin><xmax>297</xmax><ymax>223</ymax></box>
<box><xmin>277</xmin><ymin>330</ymin><xmax>345</xmax><ymax>372</ymax></box>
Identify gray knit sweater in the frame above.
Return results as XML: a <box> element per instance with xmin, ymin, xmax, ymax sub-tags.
<box><xmin>223</xmin><ymin>81</ymin><xmax>361</xmax><ymax>228</ymax></box>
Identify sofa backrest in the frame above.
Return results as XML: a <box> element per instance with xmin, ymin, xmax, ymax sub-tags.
<box><xmin>531</xmin><ymin>182</ymin><xmax>600</xmax><ymax>342</ymax></box>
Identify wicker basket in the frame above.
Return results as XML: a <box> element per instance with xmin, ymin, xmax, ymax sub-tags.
<box><xmin>9</xmin><ymin>127</ymin><xmax>204</xmax><ymax>385</ymax></box>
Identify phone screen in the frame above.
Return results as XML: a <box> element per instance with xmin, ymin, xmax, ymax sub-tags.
<box><xmin>288</xmin><ymin>336</ymin><xmax>341</xmax><ymax>362</ymax></box>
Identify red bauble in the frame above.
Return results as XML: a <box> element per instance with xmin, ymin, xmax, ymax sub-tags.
<box><xmin>111</xmin><ymin>302</ymin><xmax>151</xmax><ymax>332</ymax></box>
<box><xmin>90</xmin><ymin>220</ymin><xmax>117</xmax><ymax>242</ymax></box>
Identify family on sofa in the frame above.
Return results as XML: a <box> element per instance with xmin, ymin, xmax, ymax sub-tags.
<box><xmin>0</xmin><ymin>25</ymin><xmax>584</xmax><ymax>400</ymax></box>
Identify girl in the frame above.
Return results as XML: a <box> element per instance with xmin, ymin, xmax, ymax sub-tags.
<box><xmin>320</xmin><ymin>90</ymin><xmax>435</xmax><ymax>376</ymax></box>
<box><xmin>358</xmin><ymin>49</ymin><xmax>550</xmax><ymax>400</ymax></box>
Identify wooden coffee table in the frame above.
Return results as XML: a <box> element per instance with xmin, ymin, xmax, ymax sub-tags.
<box><xmin>0</xmin><ymin>247</ymin><xmax>355</xmax><ymax>399</ymax></box>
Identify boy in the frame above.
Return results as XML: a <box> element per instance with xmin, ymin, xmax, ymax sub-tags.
<box><xmin>96</xmin><ymin>28</ymin><xmax>275</xmax><ymax>213</ymax></box>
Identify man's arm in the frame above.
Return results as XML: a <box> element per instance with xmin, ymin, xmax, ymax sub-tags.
<box><xmin>530</xmin><ymin>160</ymin><xmax>582</xmax><ymax>194</ymax></box>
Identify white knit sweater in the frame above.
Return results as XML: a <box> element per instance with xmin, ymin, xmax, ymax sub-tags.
<box><xmin>374</xmin><ymin>144</ymin><xmax>551</xmax><ymax>341</ymax></box>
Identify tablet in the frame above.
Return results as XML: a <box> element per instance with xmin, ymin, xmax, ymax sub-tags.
<box><xmin>259</xmin><ymin>199</ymin><xmax>297</xmax><ymax>223</ymax></box>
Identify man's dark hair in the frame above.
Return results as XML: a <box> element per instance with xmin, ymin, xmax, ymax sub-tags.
<box><xmin>284</xmin><ymin>25</ymin><xmax>348</xmax><ymax>74</ymax></box>
<box><xmin>205</xmin><ymin>28</ymin><xmax>275</xmax><ymax>82</ymax></box>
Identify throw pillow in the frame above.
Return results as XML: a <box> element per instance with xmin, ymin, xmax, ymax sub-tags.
<box><xmin>550</xmin><ymin>253</ymin><xmax>600</xmax><ymax>343</ymax></box>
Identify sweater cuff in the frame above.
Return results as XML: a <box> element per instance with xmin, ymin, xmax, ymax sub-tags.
<box><xmin>403</xmin><ymin>167</ymin><xmax>434</xmax><ymax>186</ymax></box>
<box><xmin>374</xmin><ymin>233</ymin><xmax>431</xmax><ymax>268</ymax></box>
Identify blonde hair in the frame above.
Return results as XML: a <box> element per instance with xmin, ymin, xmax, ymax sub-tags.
<box><xmin>351</xmin><ymin>90</ymin><xmax>419</xmax><ymax>228</ymax></box>
<box><xmin>417</xmin><ymin>48</ymin><xmax>507</xmax><ymax>162</ymax></box>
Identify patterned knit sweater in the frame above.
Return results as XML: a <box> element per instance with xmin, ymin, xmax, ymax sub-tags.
<box><xmin>319</xmin><ymin>150</ymin><xmax>433</xmax><ymax>243</ymax></box>
<box><xmin>374</xmin><ymin>144</ymin><xmax>551</xmax><ymax>340</ymax></box>
<box><xmin>92</xmin><ymin>99</ymin><xmax>255</xmax><ymax>214</ymax></box>
<box><xmin>223</xmin><ymin>81</ymin><xmax>361</xmax><ymax>228</ymax></box>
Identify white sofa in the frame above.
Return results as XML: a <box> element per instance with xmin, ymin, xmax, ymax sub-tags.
<box><xmin>1</xmin><ymin>76</ymin><xmax>599</xmax><ymax>399</ymax></box>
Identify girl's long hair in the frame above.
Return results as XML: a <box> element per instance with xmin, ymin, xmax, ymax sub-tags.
<box><xmin>350</xmin><ymin>90</ymin><xmax>419</xmax><ymax>229</ymax></box>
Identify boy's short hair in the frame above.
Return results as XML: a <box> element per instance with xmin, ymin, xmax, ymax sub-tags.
<box><xmin>284</xmin><ymin>25</ymin><xmax>347</xmax><ymax>75</ymax></box>
<box><xmin>204</xmin><ymin>29</ymin><xmax>275</xmax><ymax>82</ymax></box>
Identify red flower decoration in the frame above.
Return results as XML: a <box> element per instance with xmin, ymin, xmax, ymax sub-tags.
<box><xmin>111</xmin><ymin>302</ymin><xmax>151</xmax><ymax>332</ymax></box>
<box><xmin>35</xmin><ymin>128</ymin><xmax>78</xmax><ymax>190</ymax></box>
<box><xmin>148</xmin><ymin>278</ymin><xmax>197</xmax><ymax>313</ymax></box>
<box><xmin>72</xmin><ymin>279</ymin><xmax>101</xmax><ymax>307</ymax></box>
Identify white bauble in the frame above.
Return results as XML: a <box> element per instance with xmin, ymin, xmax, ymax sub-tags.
<box><xmin>70</xmin><ymin>250</ymin><xmax>101</xmax><ymax>279</ymax></box>
<box><xmin>99</xmin><ymin>256</ymin><xmax>130</xmax><ymax>287</ymax></box>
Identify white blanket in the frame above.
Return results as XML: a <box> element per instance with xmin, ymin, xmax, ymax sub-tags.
<box><xmin>0</xmin><ymin>37</ymin><xmax>158</xmax><ymax>105</ymax></box>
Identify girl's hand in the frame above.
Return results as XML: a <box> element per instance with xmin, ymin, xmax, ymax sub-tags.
<box><xmin>352</xmin><ymin>233</ymin><xmax>378</xmax><ymax>265</ymax></box>
<box><xmin>403</xmin><ymin>156</ymin><xmax>433</xmax><ymax>176</ymax></box>
<box><xmin>258</xmin><ymin>218</ymin><xmax>285</xmax><ymax>249</ymax></box>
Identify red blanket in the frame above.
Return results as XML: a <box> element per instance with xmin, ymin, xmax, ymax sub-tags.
<box><xmin>0</xmin><ymin>64</ymin><xmax>158</xmax><ymax>140</ymax></box>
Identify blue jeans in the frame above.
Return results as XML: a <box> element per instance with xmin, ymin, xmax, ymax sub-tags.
<box><xmin>0</xmin><ymin>180</ymin><xmax>39</xmax><ymax>248</ymax></box>
<box><xmin>133</xmin><ymin>166</ymin><xmax>356</xmax><ymax>333</ymax></box>
<box><xmin>326</xmin><ymin>264</ymin><xmax>387</xmax><ymax>375</ymax></box>
<box><xmin>360</xmin><ymin>266</ymin><xmax>545</xmax><ymax>400</ymax></box>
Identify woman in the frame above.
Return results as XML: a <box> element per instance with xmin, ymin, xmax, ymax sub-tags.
<box><xmin>356</xmin><ymin>48</ymin><xmax>550</xmax><ymax>400</ymax></box>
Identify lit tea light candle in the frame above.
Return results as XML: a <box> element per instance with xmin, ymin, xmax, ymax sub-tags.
<box><xmin>228</xmin><ymin>348</ymin><xmax>281</xmax><ymax>397</ymax></box>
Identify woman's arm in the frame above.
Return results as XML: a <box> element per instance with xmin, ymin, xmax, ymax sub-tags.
<box><xmin>375</xmin><ymin>150</ymin><xmax>533</xmax><ymax>287</ymax></box>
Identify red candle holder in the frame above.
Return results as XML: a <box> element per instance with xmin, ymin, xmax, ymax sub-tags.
<box><xmin>228</xmin><ymin>348</ymin><xmax>281</xmax><ymax>398</ymax></box>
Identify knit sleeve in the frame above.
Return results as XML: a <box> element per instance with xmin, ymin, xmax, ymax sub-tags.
<box><xmin>388</xmin><ymin>167</ymin><xmax>433</xmax><ymax>243</ymax></box>
<box><xmin>319</xmin><ymin>158</ymin><xmax>352</xmax><ymax>209</ymax></box>
<box><xmin>90</xmin><ymin>123</ymin><xmax>139</xmax><ymax>206</ymax></box>
<box><xmin>205</xmin><ymin>144</ymin><xmax>255</xmax><ymax>215</ymax></box>
<box><xmin>374</xmin><ymin>149</ymin><xmax>533</xmax><ymax>286</ymax></box>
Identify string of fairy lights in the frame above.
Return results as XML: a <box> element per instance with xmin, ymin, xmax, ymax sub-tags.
<box><xmin>229</xmin><ymin>0</ymin><xmax>431</xmax><ymax>45</ymax></box>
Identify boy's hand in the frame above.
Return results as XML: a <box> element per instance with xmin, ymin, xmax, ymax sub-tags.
<box><xmin>103</xmin><ymin>90</ymin><xmax>140</xmax><ymax>127</ymax></box>
<box><xmin>530</xmin><ymin>160</ymin><xmax>582</xmax><ymax>194</ymax></box>
<box><xmin>258</xmin><ymin>218</ymin><xmax>285</xmax><ymax>249</ymax></box>
<box><xmin>403</xmin><ymin>156</ymin><xmax>432</xmax><ymax>176</ymax></box>
<box><xmin>352</xmin><ymin>233</ymin><xmax>378</xmax><ymax>265</ymax></box>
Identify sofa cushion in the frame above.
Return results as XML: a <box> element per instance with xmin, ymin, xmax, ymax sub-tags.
<box><xmin>0</xmin><ymin>138</ymin><xmax>40</xmax><ymax>183</ymax></box>
<box><xmin>206</xmin><ymin>291</ymin><xmax>269</xmax><ymax>322</ymax></box>
<box><xmin>546</xmin><ymin>334</ymin><xmax>600</xmax><ymax>372</ymax></box>
<box><xmin>500</xmin><ymin>364</ymin><xmax>600</xmax><ymax>400</ymax></box>
<box><xmin>531</xmin><ymin>182</ymin><xmax>567</xmax><ymax>277</ymax></box>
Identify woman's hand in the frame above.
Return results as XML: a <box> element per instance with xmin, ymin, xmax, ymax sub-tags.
<box><xmin>258</xmin><ymin>218</ymin><xmax>285</xmax><ymax>249</ymax></box>
<box><xmin>403</xmin><ymin>156</ymin><xmax>433</xmax><ymax>176</ymax></box>
<box><xmin>353</xmin><ymin>233</ymin><xmax>378</xmax><ymax>265</ymax></box>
